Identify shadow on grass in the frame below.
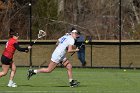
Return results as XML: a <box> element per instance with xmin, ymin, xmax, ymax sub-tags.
<box><xmin>0</xmin><ymin>84</ymin><xmax>35</xmax><ymax>88</ymax></box>
<box><xmin>53</xmin><ymin>85</ymin><xmax>87</xmax><ymax>87</ymax></box>
<box><xmin>18</xmin><ymin>84</ymin><xmax>88</xmax><ymax>88</ymax></box>
<box><xmin>18</xmin><ymin>84</ymin><xmax>35</xmax><ymax>87</ymax></box>
<box><xmin>18</xmin><ymin>84</ymin><xmax>47</xmax><ymax>87</ymax></box>
<box><xmin>52</xmin><ymin>85</ymin><xmax>69</xmax><ymax>87</ymax></box>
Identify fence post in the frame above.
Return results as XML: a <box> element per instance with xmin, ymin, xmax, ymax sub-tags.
<box><xmin>29</xmin><ymin>0</ymin><xmax>32</xmax><ymax>68</ymax></box>
<box><xmin>119</xmin><ymin>0</ymin><xmax>122</xmax><ymax>68</ymax></box>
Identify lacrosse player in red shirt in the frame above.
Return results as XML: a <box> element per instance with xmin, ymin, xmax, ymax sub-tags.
<box><xmin>0</xmin><ymin>29</ymin><xmax>31</xmax><ymax>87</ymax></box>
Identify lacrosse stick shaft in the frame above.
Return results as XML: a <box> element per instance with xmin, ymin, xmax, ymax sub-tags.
<box><xmin>70</xmin><ymin>43</ymin><xmax>84</xmax><ymax>57</ymax></box>
<box><xmin>39</xmin><ymin>61</ymin><xmax>47</xmax><ymax>68</ymax></box>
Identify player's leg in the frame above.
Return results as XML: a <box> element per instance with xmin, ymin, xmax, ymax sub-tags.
<box><xmin>63</xmin><ymin>60</ymin><xmax>73</xmax><ymax>80</ymax></box>
<box><xmin>7</xmin><ymin>62</ymin><xmax>17</xmax><ymax>87</ymax></box>
<box><xmin>77</xmin><ymin>51</ymin><xmax>83</xmax><ymax>66</ymax></box>
<box><xmin>35</xmin><ymin>61</ymin><xmax>57</xmax><ymax>73</ymax></box>
<box><xmin>62</xmin><ymin>59</ymin><xmax>80</xmax><ymax>87</ymax></box>
<box><xmin>27</xmin><ymin>51</ymin><xmax>61</xmax><ymax>80</ymax></box>
<box><xmin>0</xmin><ymin>64</ymin><xmax>10</xmax><ymax>77</ymax></box>
<box><xmin>27</xmin><ymin>61</ymin><xmax>58</xmax><ymax>80</ymax></box>
<box><xmin>0</xmin><ymin>55</ymin><xmax>10</xmax><ymax>77</ymax></box>
<box><xmin>80</xmin><ymin>49</ymin><xmax>86</xmax><ymax>66</ymax></box>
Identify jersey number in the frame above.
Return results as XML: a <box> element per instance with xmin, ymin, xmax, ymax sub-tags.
<box><xmin>60</xmin><ymin>37</ymin><xmax>66</xmax><ymax>44</ymax></box>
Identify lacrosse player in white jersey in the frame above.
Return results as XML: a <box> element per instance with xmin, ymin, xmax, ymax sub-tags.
<box><xmin>27</xmin><ymin>28</ymin><xmax>80</xmax><ymax>87</ymax></box>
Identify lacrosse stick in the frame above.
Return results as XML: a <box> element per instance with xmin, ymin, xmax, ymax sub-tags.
<box><xmin>29</xmin><ymin>30</ymin><xmax>46</xmax><ymax>69</ymax></box>
<box><xmin>38</xmin><ymin>61</ymin><xmax>47</xmax><ymax>68</ymax></box>
<box><xmin>32</xmin><ymin>30</ymin><xmax>46</xmax><ymax>45</ymax></box>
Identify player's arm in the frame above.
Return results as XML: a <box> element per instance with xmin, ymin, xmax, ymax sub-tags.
<box><xmin>67</xmin><ymin>45</ymin><xmax>79</xmax><ymax>53</ymax></box>
<box><xmin>14</xmin><ymin>43</ymin><xmax>29</xmax><ymax>52</ymax></box>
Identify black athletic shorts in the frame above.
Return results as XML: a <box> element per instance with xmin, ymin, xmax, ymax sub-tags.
<box><xmin>1</xmin><ymin>55</ymin><xmax>13</xmax><ymax>65</ymax></box>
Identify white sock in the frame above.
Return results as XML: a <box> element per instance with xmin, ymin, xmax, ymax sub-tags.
<box><xmin>69</xmin><ymin>79</ymin><xmax>73</xmax><ymax>82</ymax></box>
<box><xmin>9</xmin><ymin>80</ymin><xmax>13</xmax><ymax>84</ymax></box>
<box><xmin>34</xmin><ymin>70</ymin><xmax>38</xmax><ymax>73</ymax></box>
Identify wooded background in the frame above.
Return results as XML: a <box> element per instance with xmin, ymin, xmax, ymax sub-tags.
<box><xmin>0</xmin><ymin>0</ymin><xmax>140</xmax><ymax>40</ymax></box>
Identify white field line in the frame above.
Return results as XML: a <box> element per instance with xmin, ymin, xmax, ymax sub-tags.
<box><xmin>0</xmin><ymin>91</ymin><xmax>89</xmax><ymax>93</ymax></box>
<box><xmin>0</xmin><ymin>90</ymin><xmax>134</xmax><ymax>93</ymax></box>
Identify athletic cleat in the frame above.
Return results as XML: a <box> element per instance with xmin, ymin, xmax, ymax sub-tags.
<box><xmin>7</xmin><ymin>82</ymin><xmax>17</xmax><ymax>87</ymax></box>
<box><xmin>70</xmin><ymin>80</ymin><xmax>80</xmax><ymax>87</ymax></box>
<box><xmin>27</xmin><ymin>69</ymin><xmax>36</xmax><ymax>80</ymax></box>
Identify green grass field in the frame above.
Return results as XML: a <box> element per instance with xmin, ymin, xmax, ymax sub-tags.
<box><xmin>0</xmin><ymin>67</ymin><xmax>140</xmax><ymax>93</ymax></box>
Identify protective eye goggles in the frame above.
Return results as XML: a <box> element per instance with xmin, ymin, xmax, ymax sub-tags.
<box><xmin>10</xmin><ymin>32</ymin><xmax>19</xmax><ymax>37</ymax></box>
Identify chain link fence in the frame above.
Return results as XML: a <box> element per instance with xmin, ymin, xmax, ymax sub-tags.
<box><xmin>0</xmin><ymin>0</ymin><xmax>140</xmax><ymax>68</ymax></box>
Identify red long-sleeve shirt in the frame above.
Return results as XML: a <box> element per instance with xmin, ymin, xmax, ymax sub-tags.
<box><xmin>3</xmin><ymin>38</ymin><xmax>17</xmax><ymax>59</ymax></box>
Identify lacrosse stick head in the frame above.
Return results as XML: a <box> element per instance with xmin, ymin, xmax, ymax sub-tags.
<box><xmin>38</xmin><ymin>30</ymin><xmax>46</xmax><ymax>39</ymax></box>
<box><xmin>33</xmin><ymin>30</ymin><xmax>46</xmax><ymax>44</ymax></box>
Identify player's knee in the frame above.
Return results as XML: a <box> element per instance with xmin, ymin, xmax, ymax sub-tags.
<box><xmin>47</xmin><ymin>69</ymin><xmax>53</xmax><ymax>73</ymax></box>
<box><xmin>11</xmin><ymin>68</ymin><xmax>16</xmax><ymax>72</ymax></box>
<box><xmin>66</xmin><ymin>64</ymin><xmax>72</xmax><ymax>70</ymax></box>
<box><xmin>0</xmin><ymin>72</ymin><xmax>7</xmax><ymax>76</ymax></box>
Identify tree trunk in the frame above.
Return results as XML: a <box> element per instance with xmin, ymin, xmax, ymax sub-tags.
<box><xmin>57</xmin><ymin>0</ymin><xmax>64</xmax><ymax>16</ymax></box>
<box><xmin>131</xmin><ymin>1</ymin><xmax>140</xmax><ymax>24</ymax></box>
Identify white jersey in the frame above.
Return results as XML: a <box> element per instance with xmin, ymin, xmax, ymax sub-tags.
<box><xmin>51</xmin><ymin>34</ymin><xmax>75</xmax><ymax>63</ymax></box>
